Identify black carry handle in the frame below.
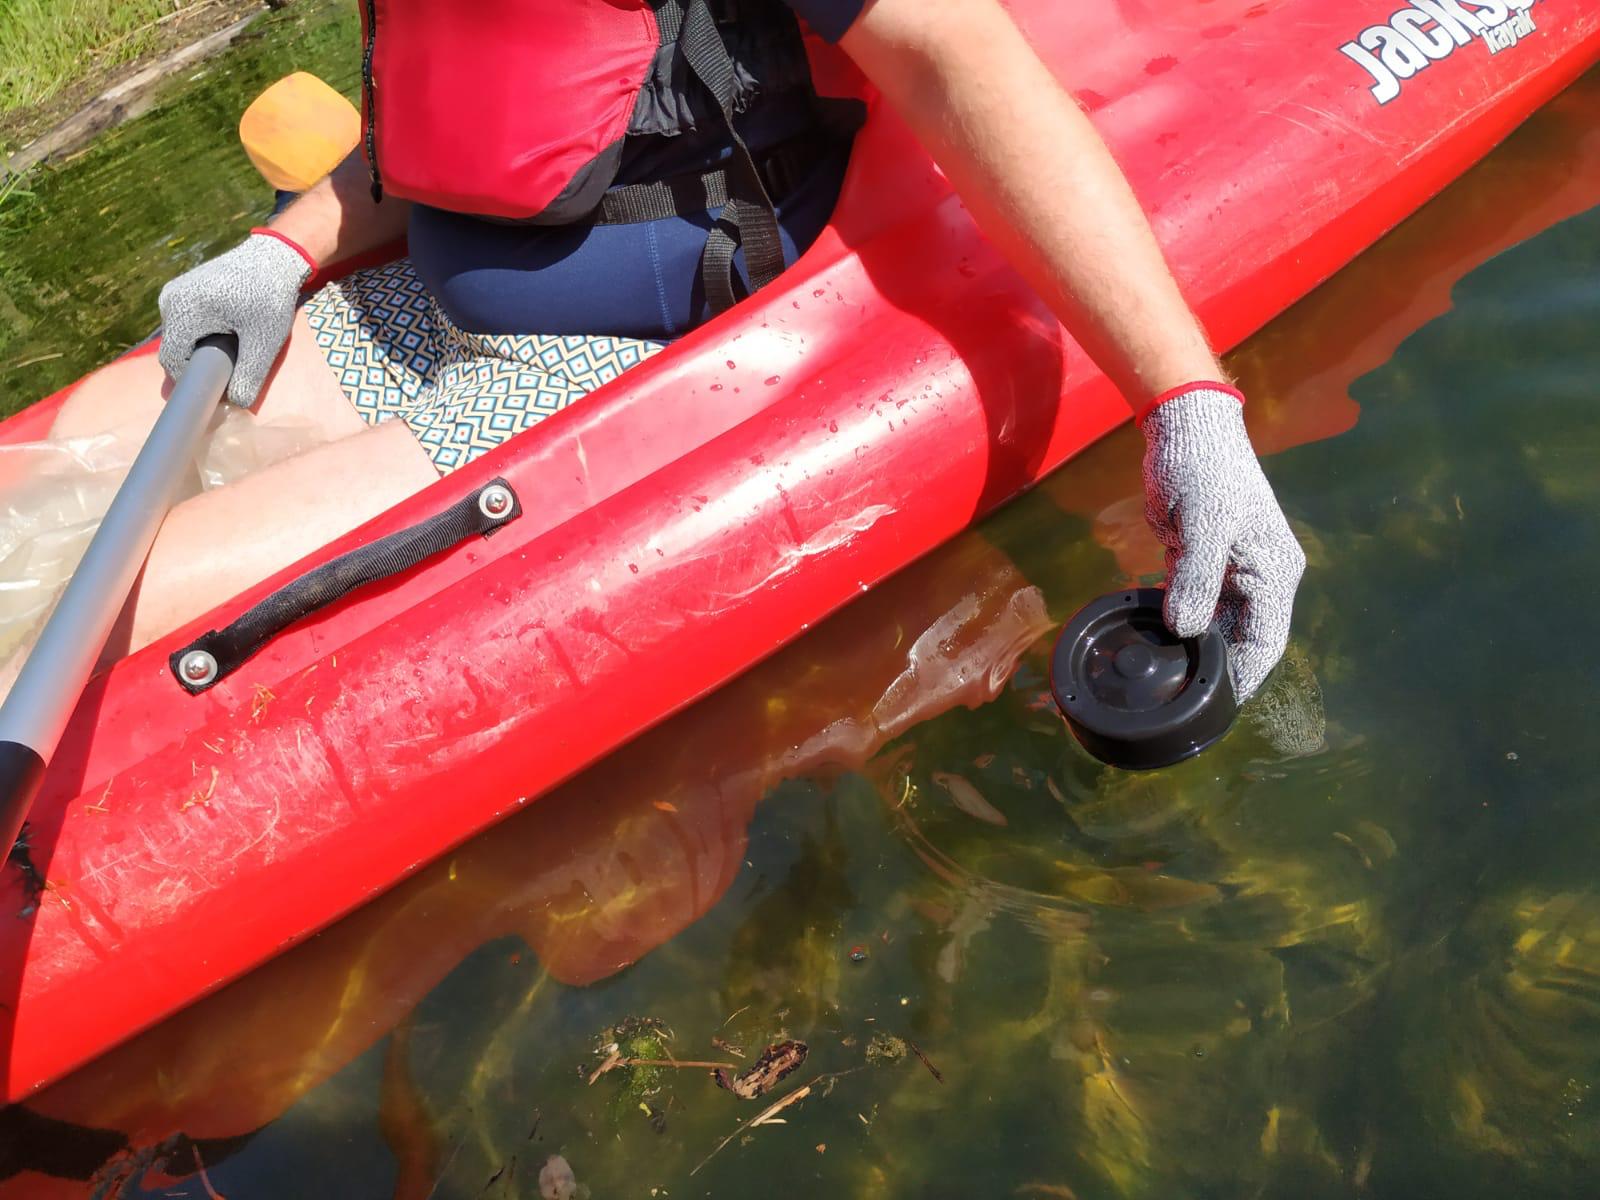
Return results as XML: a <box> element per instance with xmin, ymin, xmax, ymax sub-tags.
<box><xmin>170</xmin><ymin>478</ymin><xmax>521</xmax><ymax>695</ymax></box>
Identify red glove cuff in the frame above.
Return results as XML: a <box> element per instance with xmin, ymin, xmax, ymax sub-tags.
<box><xmin>1135</xmin><ymin>381</ymin><xmax>1246</xmax><ymax>427</ymax></box>
<box><xmin>249</xmin><ymin>226</ymin><xmax>319</xmax><ymax>273</ymax></box>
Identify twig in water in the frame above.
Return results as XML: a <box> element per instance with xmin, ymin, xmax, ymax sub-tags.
<box><xmin>587</xmin><ymin>1048</ymin><xmax>622</xmax><ymax>1085</ymax></box>
<box><xmin>906</xmin><ymin>1038</ymin><xmax>945</xmax><ymax>1084</ymax></box>
<box><xmin>692</xmin><ymin>1085</ymin><xmax>812</xmax><ymax>1176</ymax></box>
<box><xmin>588</xmin><ymin>1055</ymin><xmax>737</xmax><ymax>1085</ymax></box>
<box><xmin>691</xmin><ymin>1068</ymin><xmax>862</xmax><ymax>1175</ymax></box>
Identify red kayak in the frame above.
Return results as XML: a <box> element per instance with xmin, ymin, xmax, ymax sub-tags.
<box><xmin>3</xmin><ymin>0</ymin><xmax>1597</xmax><ymax>1102</ymax></box>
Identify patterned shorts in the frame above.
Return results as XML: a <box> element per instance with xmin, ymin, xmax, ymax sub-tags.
<box><xmin>303</xmin><ymin>259</ymin><xmax>665</xmax><ymax>474</ymax></box>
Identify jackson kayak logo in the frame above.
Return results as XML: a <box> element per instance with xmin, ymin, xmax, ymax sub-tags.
<box><xmin>1340</xmin><ymin>0</ymin><xmax>1540</xmax><ymax>105</ymax></box>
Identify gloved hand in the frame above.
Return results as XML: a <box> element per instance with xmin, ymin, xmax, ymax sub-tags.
<box><xmin>157</xmin><ymin>229</ymin><xmax>315</xmax><ymax>408</ymax></box>
<box><xmin>1140</xmin><ymin>383</ymin><xmax>1305</xmax><ymax>701</ymax></box>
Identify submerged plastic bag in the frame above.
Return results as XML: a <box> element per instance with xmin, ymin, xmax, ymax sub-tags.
<box><xmin>0</xmin><ymin>406</ymin><xmax>326</xmax><ymax>675</ymax></box>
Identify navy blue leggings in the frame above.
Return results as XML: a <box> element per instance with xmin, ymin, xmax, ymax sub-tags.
<box><xmin>406</xmin><ymin>146</ymin><xmax>850</xmax><ymax>342</ymax></box>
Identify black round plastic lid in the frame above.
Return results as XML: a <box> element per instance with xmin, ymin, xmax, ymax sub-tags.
<box><xmin>1050</xmin><ymin>588</ymin><xmax>1237</xmax><ymax>770</ymax></box>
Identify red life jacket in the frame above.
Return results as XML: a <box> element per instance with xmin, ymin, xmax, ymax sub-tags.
<box><xmin>359</xmin><ymin>0</ymin><xmax>867</xmax><ymax>308</ymax></box>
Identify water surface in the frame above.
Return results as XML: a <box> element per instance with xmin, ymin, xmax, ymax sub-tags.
<box><xmin>0</xmin><ymin>0</ymin><xmax>358</xmax><ymax>414</ymax></box>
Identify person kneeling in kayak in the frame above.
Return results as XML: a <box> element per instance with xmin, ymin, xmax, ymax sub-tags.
<box><xmin>51</xmin><ymin>0</ymin><xmax>1304</xmax><ymax>700</ymax></box>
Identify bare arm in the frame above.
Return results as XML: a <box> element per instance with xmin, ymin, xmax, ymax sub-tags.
<box><xmin>839</xmin><ymin>0</ymin><xmax>1221</xmax><ymax>405</ymax></box>
<box><xmin>841</xmin><ymin>0</ymin><xmax>1305</xmax><ymax>700</ymax></box>
<box><xmin>267</xmin><ymin>152</ymin><xmax>412</xmax><ymax>267</ymax></box>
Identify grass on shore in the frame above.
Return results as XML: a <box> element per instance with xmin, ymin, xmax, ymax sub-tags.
<box><xmin>0</xmin><ymin>0</ymin><xmax>220</xmax><ymax>120</ymax></box>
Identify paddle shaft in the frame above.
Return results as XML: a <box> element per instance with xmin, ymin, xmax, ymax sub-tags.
<box><xmin>0</xmin><ymin>335</ymin><xmax>236</xmax><ymax>855</ymax></box>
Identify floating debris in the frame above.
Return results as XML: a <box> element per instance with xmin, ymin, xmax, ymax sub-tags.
<box><xmin>589</xmin><ymin>1017</ymin><xmax>676</xmax><ymax>1102</ymax></box>
<box><xmin>644</xmin><ymin>1099</ymin><xmax>668</xmax><ymax>1134</ymax></box>
<box><xmin>906</xmin><ymin>1038</ymin><xmax>945</xmax><ymax>1084</ymax></box>
<box><xmin>932</xmin><ymin>770</ymin><xmax>1009</xmax><ymax>826</ymax></box>
<box><xmin>711</xmin><ymin>1035</ymin><xmax>746</xmax><ymax>1059</ymax></box>
<box><xmin>713</xmin><ymin>1039</ymin><xmax>808</xmax><ymax>1100</ymax></box>
<box><xmin>539</xmin><ymin>1154</ymin><xmax>578</xmax><ymax>1200</ymax></box>
<box><xmin>849</xmin><ymin>944</ymin><xmax>870</xmax><ymax>964</ymax></box>
<box><xmin>693</xmin><ymin>1084</ymin><xmax>814</xmax><ymax>1176</ymax></box>
<box><xmin>865</xmin><ymin>1033</ymin><xmax>907</xmax><ymax>1065</ymax></box>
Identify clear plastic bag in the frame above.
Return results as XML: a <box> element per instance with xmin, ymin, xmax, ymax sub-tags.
<box><xmin>0</xmin><ymin>407</ymin><xmax>325</xmax><ymax>674</ymax></box>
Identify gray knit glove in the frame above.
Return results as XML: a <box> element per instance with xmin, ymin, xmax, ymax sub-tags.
<box><xmin>1141</xmin><ymin>385</ymin><xmax>1306</xmax><ymax>701</ymax></box>
<box><xmin>157</xmin><ymin>232</ymin><xmax>313</xmax><ymax>407</ymax></box>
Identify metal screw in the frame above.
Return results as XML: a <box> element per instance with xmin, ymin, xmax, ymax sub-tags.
<box><xmin>478</xmin><ymin>483</ymin><xmax>514</xmax><ymax>520</ymax></box>
<box><xmin>179</xmin><ymin>649</ymin><xmax>219</xmax><ymax>687</ymax></box>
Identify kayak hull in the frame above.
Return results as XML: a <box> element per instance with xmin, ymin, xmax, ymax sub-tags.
<box><xmin>3</xmin><ymin>0</ymin><xmax>1598</xmax><ymax>1101</ymax></box>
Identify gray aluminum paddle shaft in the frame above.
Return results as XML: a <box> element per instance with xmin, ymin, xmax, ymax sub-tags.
<box><xmin>0</xmin><ymin>335</ymin><xmax>235</xmax><ymax>855</ymax></box>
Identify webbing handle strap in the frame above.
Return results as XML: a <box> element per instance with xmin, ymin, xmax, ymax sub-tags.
<box><xmin>678</xmin><ymin>0</ymin><xmax>788</xmax><ymax>311</ymax></box>
<box><xmin>169</xmin><ymin>479</ymin><xmax>521</xmax><ymax>695</ymax></box>
<box><xmin>596</xmin><ymin>135</ymin><xmax>826</xmax><ymax>227</ymax></box>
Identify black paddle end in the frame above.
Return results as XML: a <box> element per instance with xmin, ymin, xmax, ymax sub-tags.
<box><xmin>0</xmin><ymin>739</ymin><xmax>47</xmax><ymax>858</ymax></box>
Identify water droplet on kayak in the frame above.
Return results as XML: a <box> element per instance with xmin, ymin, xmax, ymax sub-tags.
<box><xmin>813</xmin><ymin>288</ymin><xmax>825</xmax><ymax>297</ymax></box>
<box><xmin>828</xmin><ymin>421</ymin><xmax>838</xmax><ymax>433</ymax></box>
<box><xmin>628</xmin><ymin>563</ymin><xmax>639</xmax><ymax>574</ymax></box>
<box><xmin>957</xmin><ymin>262</ymin><xmax>977</xmax><ymax>278</ymax></box>
<box><xmin>765</xmin><ymin>375</ymin><xmax>781</xmax><ymax>386</ymax></box>
<box><xmin>726</xmin><ymin>359</ymin><xmax>736</xmax><ymax>369</ymax></box>
<box><xmin>710</xmin><ymin>382</ymin><xmax>723</xmax><ymax>391</ymax></box>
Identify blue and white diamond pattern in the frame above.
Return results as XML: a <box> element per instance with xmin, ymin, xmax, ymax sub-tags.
<box><xmin>305</xmin><ymin>259</ymin><xmax>664</xmax><ymax>474</ymax></box>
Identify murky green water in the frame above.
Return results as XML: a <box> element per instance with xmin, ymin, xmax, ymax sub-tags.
<box><xmin>3</xmin><ymin>10</ymin><xmax>1600</xmax><ymax>1199</ymax></box>
<box><xmin>0</xmin><ymin>0</ymin><xmax>359</xmax><ymax>414</ymax></box>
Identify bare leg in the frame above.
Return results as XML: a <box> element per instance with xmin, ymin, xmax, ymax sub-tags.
<box><xmin>111</xmin><ymin>418</ymin><xmax>437</xmax><ymax>659</ymax></box>
<box><xmin>49</xmin><ymin>310</ymin><xmax>366</xmax><ymax>446</ymax></box>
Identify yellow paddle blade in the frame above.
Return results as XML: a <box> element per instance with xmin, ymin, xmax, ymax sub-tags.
<box><xmin>239</xmin><ymin>71</ymin><xmax>361</xmax><ymax>193</ymax></box>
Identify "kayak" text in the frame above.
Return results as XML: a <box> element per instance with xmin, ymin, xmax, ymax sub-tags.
<box><xmin>1339</xmin><ymin>0</ymin><xmax>1541</xmax><ymax>105</ymax></box>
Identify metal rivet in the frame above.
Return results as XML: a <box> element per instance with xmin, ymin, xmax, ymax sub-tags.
<box><xmin>179</xmin><ymin>649</ymin><xmax>218</xmax><ymax>687</ymax></box>
<box><xmin>478</xmin><ymin>483</ymin><xmax>514</xmax><ymax>520</ymax></box>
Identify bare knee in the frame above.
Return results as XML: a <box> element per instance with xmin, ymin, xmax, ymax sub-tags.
<box><xmin>250</xmin><ymin>311</ymin><xmax>367</xmax><ymax>440</ymax></box>
<box><xmin>117</xmin><ymin>419</ymin><xmax>436</xmax><ymax>655</ymax></box>
<box><xmin>48</xmin><ymin>350</ymin><xmax>169</xmax><ymax>442</ymax></box>
<box><xmin>50</xmin><ymin>313</ymin><xmax>360</xmax><ymax>447</ymax></box>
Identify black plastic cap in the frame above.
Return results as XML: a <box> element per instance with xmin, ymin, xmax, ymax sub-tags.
<box><xmin>1049</xmin><ymin>588</ymin><xmax>1237</xmax><ymax>770</ymax></box>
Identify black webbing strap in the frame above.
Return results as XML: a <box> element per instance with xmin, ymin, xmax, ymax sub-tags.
<box><xmin>677</xmin><ymin>0</ymin><xmax>787</xmax><ymax>313</ymax></box>
<box><xmin>595</xmin><ymin>137</ymin><xmax>821</xmax><ymax>226</ymax></box>
<box><xmin>169</xmin><ymin>479</ymin><xmax>521</xmax><ymax>695</ymax></box>
<box><xmin>599</xmin><ymin>170</ymin><xmax>733</xmax><ymax>226</ymax></box>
